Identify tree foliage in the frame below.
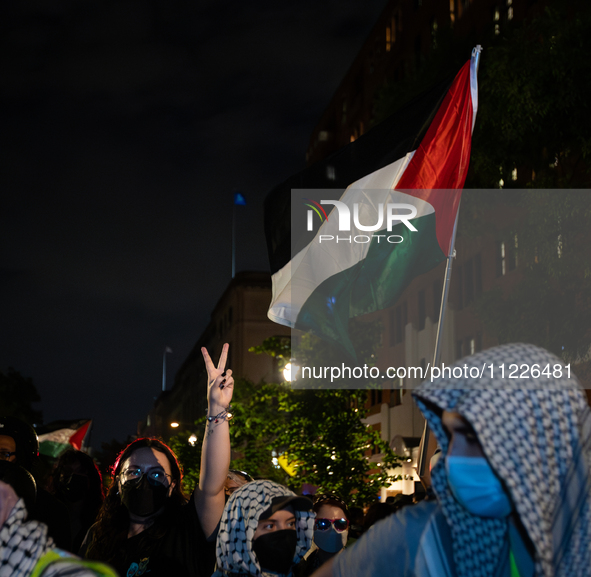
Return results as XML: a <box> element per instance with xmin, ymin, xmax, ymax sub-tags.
<box><xmin>468</xmin><ymin>1</ymin><xmax>591</xmax><ymax>188</ymax></box>
<box><xmin>246</xmin><ymin>334</ymin><xmax>403</xmax><ymax>506</ymax></box>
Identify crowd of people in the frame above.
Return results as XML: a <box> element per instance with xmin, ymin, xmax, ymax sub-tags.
<box><xmin>2</xmin><ymin>342</ymin><xmax>591</xmax><ymax>576</ymax></box>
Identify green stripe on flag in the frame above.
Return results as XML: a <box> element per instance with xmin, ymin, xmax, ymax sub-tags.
<box><xmin>296</xmin><ymin>213</ymin><xmax>443</xmax><ymax>358</ymax></box>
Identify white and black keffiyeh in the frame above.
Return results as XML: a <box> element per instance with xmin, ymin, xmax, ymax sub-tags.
<box><xmin>413</xmin><ymin>343</ymin><xmax>591</xmax><ymax>577</ymax></box>
<box><xmin>213</xmin><ymin>480</ymin><xmax>314</xmax><ymax>577</ymax></box>
<box><xmin>0</xmin><ymin>498</ymin><xmax>52</xmax><ymax>577</ymax></box>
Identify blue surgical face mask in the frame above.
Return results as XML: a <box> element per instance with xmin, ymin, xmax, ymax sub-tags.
<box><xmin>445</xmin><ymin>456</ymin><xmax>513</xmax><ymax>518</ymax></box>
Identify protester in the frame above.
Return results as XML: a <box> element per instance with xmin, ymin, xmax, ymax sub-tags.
<box><xmin>49</xmin><ymin>449</ymin><xmax>104</xmax><ymax>552</ymax></box>
<box><xmin>362</xmin><ymin>502</ymin><xmax>393</xmax><ymax>530</ymax></box>
<box><xmin>310</xmin><ymin>343</ymin><xmax>591</xmax><ymax>577</ymax></box>
<box><xmin>0</xmin><ymin>415</ymin><xmax>71</xmax><ymax>548</ymax></box>
<box><xmin>224</xmin><ymin>469</ymin><xmax>254</xmax><ymax>498</ymax></box>
<box><xmin>0</xmin><ymin>472</ymin><xmax>116</xmax><ymax>576</ymax></box>
<box><xmin>296</xmin><ymin>494</ymin><xmax>349</xmax><ymax>577</ymax></box>
<box><xmin>213</xmin><ymin>479</ymin><xmax>314</xmax><ymax>577</ymax></box>
<box><xmin>82</xmin><ymin>343</ymin><xmax>234</xmax><ymax>577</ymax></box>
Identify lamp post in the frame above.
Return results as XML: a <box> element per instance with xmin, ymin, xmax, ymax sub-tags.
<box><xmin>162</xmin><ymin>347</ymin><xmax>172</xmax><ymax>392</ymax></box>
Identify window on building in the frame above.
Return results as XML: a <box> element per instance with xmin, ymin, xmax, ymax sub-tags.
<box><xmin>498</xmin><ymin>237</ymin><xmax>518</xmax><ymax>275</ymax></box>
<box><xmin>390</xmin><ymin>388</ymin><xmax>401</xmax><ymax>407</ymax></box>
<box><xmin>509</xmin><ymin>235</ymin><xmax>518</xmax><ymax>270</ymax></box>
<box><xmin>496</xmin><ymin>241</ymin><xmax>507</xmax><ymax>277</ymax></box>
<box><xmin>418</xmin><ymin>290</ymin><xmax>426</xmax><ymax>330</ymax></box>
<box><xmin>326</xmin><ymin>165</ymin><xmax>336</xmax><ymax>181</ymax></box>
<box><xmin>474</xmin><ymin>254</ymin><xmax>482</xmax><ymax>295</ymax></box>
<box><xmin>389</xmin><ymin>309</ymin><xmax>396</xmax><ymax>347</ymax></box>
<box><xmin>431</xmin><ymin>18</ymin><xmax>438</xmax><ymax>49</ymax></box>
<box><xmin>466</xmin><ymin>336</ymin><xmax>475</xmax><ymax>355</ymax></box>
<box><xmin>386</xmin><ymin>26</ymin><xmax>392</xmax><ymax>52</ymax></box>
<box><xmin>493</xmin><ymin>5</ymin><xmax>501</xmax><ymax>35</ymax></box>
<box><xmin>371</xmin><ymin>388</ymin><xmax>383</xmax><ymax>406</ymax></box>
<box><xmin>507</xmin><ymin>0</ymin><xmax>513</xmax><ymax>20</ymax></box>
<box><xmin>450</xmin><ymin>0</ymin><xmax>456</xmax><ymax>24</ymax></box>
<box><xmin>395</xmin><ymin>301</ymin><xmax>407</xmax><ymax>344</ymax></box>
<box><xmin>433</xmin><ymin>279</ymin><xmax>442</xmax><ymax>323</ymax></box>
<box><xmin>464</xmin><ymin>258</ymin><xmax>474</xmax><ymax>305</ymax></box>
<box><xmin>457</xmin><ymin>265</ymin><xmax>463</xmax><ymax>309</ymax></box>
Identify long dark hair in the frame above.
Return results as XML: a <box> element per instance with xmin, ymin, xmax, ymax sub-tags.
<box><xmin>85</xmin><ymin>438</ymin><xmax>188</xmax><ymax>564</ymax></box>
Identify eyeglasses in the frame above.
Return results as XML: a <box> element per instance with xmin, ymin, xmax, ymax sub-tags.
<box><xmin>0</xmin><ymin>451</ymin><xmax>16</xmax><ymax>461</ymax></box>
<box><xmin>314</xmin><ymin>518</ymin><xmax>349</xmax><ymax>533</ymax></box>
<box><xmin>119</xmin><ymin>467</ymin><xmax>172</xmax><ymax>487</ymax></box>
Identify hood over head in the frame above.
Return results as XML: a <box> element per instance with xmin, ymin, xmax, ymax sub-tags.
<box><xmin>412</xmin><ymin>343</ymin><xmax>591</xmax><ymax>577</ymax></box>
<box><xmin>214</xmin><ymin>479</ymin><xmax>314</xmax><ymax>577</ymax></box>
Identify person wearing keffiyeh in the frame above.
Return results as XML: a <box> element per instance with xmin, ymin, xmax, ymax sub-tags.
<box><xmin>212</xmin><ymin>480</ymin><xmax>314</xmax><ymax>577</ymax></box>
<box><xmin>309</xmin><ymin>343</ymin><xmax>591</xmax><ymax>577</ymax></box>
<box><xmin>0</xmin><ymin>480</ymin><xmax>116</xmax><ymax>577</ymax></box>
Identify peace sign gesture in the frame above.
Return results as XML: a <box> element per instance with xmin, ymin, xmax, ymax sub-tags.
<box><xmin>201</xmin><ymin>342</ymin><xmax>234</xmax><ymax>413</ymax></box>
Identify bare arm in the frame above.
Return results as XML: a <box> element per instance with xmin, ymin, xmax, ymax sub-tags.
<box><xmin>194</xmin><ymin>343</ymin><xmax>234</xmax><ymax>539</ymax></box>
<box><xmin>310</xmin><ymin>558</ymin><xmax>335</xmax><ymax>577</ymax></box>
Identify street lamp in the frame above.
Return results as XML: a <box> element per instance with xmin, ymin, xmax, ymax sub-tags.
<box><xmin>283</xmin><ymin>362</ymin><xmax>300</xmax><ymax>382</ymax></box>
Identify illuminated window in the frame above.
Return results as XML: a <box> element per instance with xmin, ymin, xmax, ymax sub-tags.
<box><xmin>497</xmin><ymin>237</ymin><xmax>517</xmax><ymax>276</ymax></box>
<box><xmin>450</xmin><ymin>0</ymin><xmax>455</xmax><ymax>24</ymax></box>
<box><xmin>326</xmin><ymin>165</ymin><xmax>336</xmax><ymax>181</ymax></box>
<box><xmin>512</xmin><ymin>167</ymin><xmax>518</xmax><ymax>181</ymax></box>
<box><xmin>497</xmin><ymin>241</ymin><xmax>507</xmax><ymax>276</ymax></box>
<box><xmin>386</xmin><ymin>26</ymin><xmax>392</xmax><ymax>52</ymax></box>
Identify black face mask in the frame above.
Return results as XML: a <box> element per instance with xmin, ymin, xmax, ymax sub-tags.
<box><xmin>252</xmin><ymin>529</ymin><xmax>297</xmax><ymax>575</ymax></box>
<box><xmin>120</xmin><ymin>475</ymin><xmax>169</xmax><ymax>517</ymax></box>
<box><xmin>61</xmin><ymin>474</ymin><xmax>89</xmax><ymax>503</ymax></box>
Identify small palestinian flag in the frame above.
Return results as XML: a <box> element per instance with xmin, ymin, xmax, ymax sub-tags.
<box><xmin>37</xmin><ymin>419</ymin><xmax>92</xmax><ymax>458</ymax></box>
<box><xmin>264</xmin><ymin>48</ymin><xmax>480</xmax><ymax>359</ymax></box>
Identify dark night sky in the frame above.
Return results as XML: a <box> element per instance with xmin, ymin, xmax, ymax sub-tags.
<box><xmin>0</xmin><ymin>1</ymin><xmax>389</xmax><ymax>449</ymax></box>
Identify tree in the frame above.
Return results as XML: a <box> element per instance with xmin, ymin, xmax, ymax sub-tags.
<box><xmin>0</xmin><ymin>368</ymin><xmax>42</xmax><ymax>425</ymax></box>
<box><xmin>247</xmin><ymin>333</ymin><xmax>403</xmax><ymax>506</ymax></box>
<box><xmin>169</xmin><ymin>429</ymin><xmax>203</xmax><ymax>495</ymax></box>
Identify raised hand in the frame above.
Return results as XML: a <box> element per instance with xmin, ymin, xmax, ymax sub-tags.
<box><xmin>201</xmin><ymin>343</ymin><xmax>234</xmax><ymax>414</ymax></box>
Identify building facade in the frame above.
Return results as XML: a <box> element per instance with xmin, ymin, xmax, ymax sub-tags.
<box><xmin>138</xmin><ymin>271</ymin><xmax>290</xmax><ymax>441</ymax></box>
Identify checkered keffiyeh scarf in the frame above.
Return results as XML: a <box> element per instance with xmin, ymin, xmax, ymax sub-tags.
<box><xmin>213</xmin><ymin>480</ymin><xmax>314</xmax><ymax>577</ymax></box>
<box><xmin>0</xmin><ymin>498</ymin><xmax>52</xmax><ymax>577</ymax></box>
<box><xmin>413</xmin><ymin>343</ymin><xmax>591</xmax><ymax>577</ymax></box>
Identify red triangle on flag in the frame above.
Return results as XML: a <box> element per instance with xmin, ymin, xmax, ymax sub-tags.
<box><xmin>69</xmin><ymin>420</ymin><xmax>91</xmax><ymax>450</ymax></box>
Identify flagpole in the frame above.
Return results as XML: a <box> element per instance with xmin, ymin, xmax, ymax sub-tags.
<box><xmin>417</xmin><ymin>47</ymin><xmax>480</xmax><ymax>479</ymax></box>
<box><xmin>232</xmin><ymin>198</ymin><xmax>236</xmax><ymax>279</ymax></box>
<box><xmin>417</xmin><ymin>202</ymin><xmax>461</xmax><ymax>479</ymax></box>
<box><xmin>162</xmin><ymin>348</ymin><xmax>172</xmax><ymax>392</ymax></box>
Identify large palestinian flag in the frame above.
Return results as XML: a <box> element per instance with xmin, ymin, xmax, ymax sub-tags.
<box><xmin>264</xmin><ymin>49</ymin><xmax>480</xmax><ymax>359</ymax></box>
